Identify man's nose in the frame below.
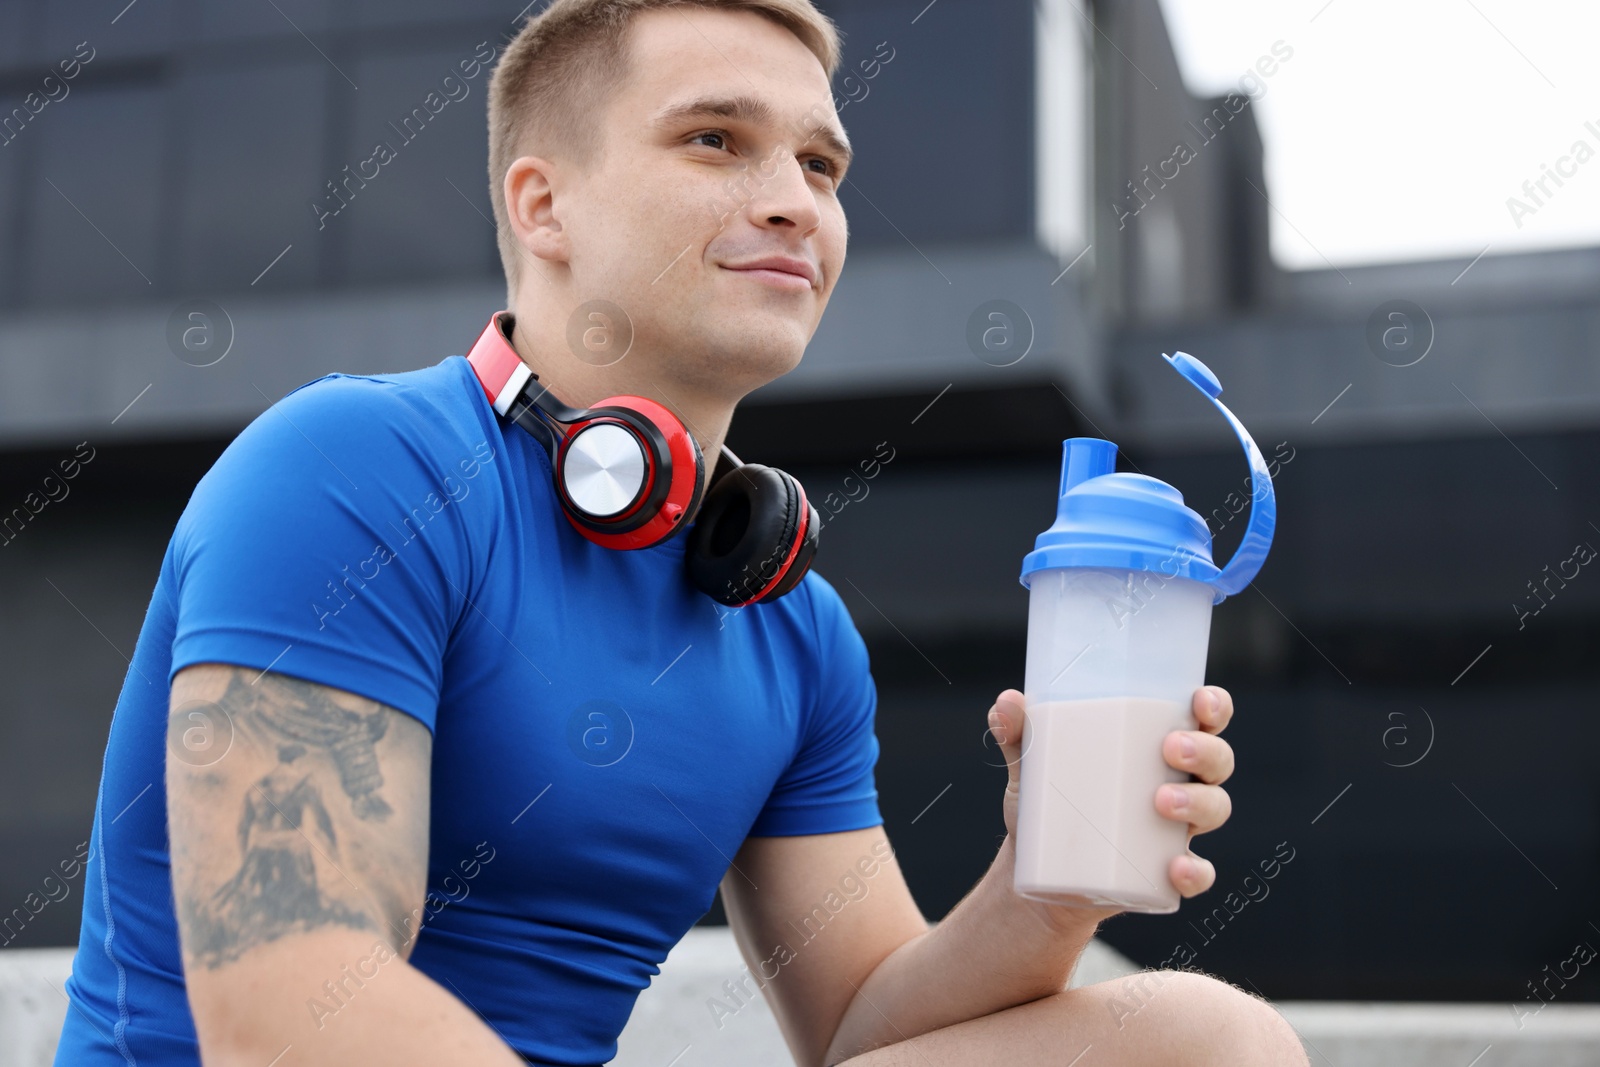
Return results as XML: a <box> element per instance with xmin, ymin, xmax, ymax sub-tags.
<box><xmin>740</xmin><ymin>148</ymin><xmax>822</xmax><ymax>236</ymax></box>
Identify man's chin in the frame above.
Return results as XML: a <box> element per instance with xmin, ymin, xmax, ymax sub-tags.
<box><xmin>686</xmin><ymin>323</ymin><xmax>809</xmax><ymax>385</ymax></box>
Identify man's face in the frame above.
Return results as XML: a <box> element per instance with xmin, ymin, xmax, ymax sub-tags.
<box><xmin>553</xmin><ymin>7</ymin><xmax>850</xmax><ymax>394</ymax></box>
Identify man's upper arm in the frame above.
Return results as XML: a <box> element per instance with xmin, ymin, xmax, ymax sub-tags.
<box><xmin>719</xmin><ymin>827</ymin><xmax>928</xmax><ymax>1067</ymax></box>
<box><xmin>168</xmin><ymin>374</ymin><xmax>493</xmax><ymax>730</ymax></box>
<box><xmin>167</xmin><ymin>662</ymin><xmax>431</xmax><ymax>1051</ymax></box>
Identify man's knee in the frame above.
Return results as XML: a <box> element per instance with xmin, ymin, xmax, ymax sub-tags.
<box><xmin>1090</xmin><ymin>969</ymin><xmax>1309</xmax><ymax>1066</ymax></box>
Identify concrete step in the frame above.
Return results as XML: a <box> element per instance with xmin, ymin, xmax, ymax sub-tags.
<box><xmin>1275</xmin><ymin>1001</ymin><xmax>1600</xmax><ymax>1067</ymax></box>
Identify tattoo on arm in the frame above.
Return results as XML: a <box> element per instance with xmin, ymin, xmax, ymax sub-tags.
<box><xmin>169</xmin><ymin>669</ymin><xmax>429</xmax><ymax>971</ymax></box>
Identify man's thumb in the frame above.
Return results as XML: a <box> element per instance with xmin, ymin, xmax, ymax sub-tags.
<box><xmin>989</xmin><ymin>691</ymin><xmax>1026</xmax><ymax>783</ymax></box>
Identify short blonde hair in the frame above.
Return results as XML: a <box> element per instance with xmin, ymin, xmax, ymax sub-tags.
<box><xmin>487</xmin><ymin>0</ymin><xmax>842</xmax><ymax>297</ymax></box>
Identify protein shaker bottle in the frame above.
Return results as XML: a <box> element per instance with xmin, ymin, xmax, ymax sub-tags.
<box><xmin>1013</xmin><ymin>351</ymin><xmax>1276</xmax><ymax>913</ymax></box>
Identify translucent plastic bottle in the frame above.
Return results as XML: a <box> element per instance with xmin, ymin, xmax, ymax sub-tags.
<box><xmin>1013</xmin><ymin>352</ymin><xmax>1276</xmax><ymax>914</ymax></box>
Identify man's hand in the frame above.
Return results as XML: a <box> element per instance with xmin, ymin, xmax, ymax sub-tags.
<box><xmin>987</xmin><ymin>685</ymin><xmax>1236</xmax><ymax>909</ymax></box>
<box><xmin>808</xmin><ymin>685</ymin><xmax>1252</xmax><ymax>1063</ymax></box>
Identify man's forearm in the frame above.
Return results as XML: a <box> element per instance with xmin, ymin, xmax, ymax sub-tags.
<box><xmin>823</xmin><ymin>833</ymin><xmax>1102</xmax><ymax>1064</ymax></box>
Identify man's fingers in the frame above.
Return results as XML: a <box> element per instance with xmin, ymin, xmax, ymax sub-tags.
<box><xmin>1156</xmin><ymin>782</ymin><xmax>1232</xmax><ymax>834</ymax></box>
<box><xmin>1169</xmin><ymin>851</ymin><xmax>1216</xmax><ymax>897</ymax></box>
<box><xmin>1162</xmin><ymin>730</ymin><xmax>1235</xmax><ymax>785</ymax></box>
<box><xmin>1193</xmin><ymin>685</ymin><xmax>1233</xmax><ymax>734</ymax></box>
<box><xmin>989</xmin><ymin>690</ymin><xmax>1026</xmax><ymax>785</ymax></box>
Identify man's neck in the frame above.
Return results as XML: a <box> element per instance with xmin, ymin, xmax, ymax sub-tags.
<box><xmin>504</xmin><ymin>306</ymin><xmax>736</xmax><ymax>500</ymax></box>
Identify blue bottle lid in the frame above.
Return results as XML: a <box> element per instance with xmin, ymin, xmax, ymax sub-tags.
<box><xmin>1019</xmin><ymin>352</ymin><xmax>1276</xmax><ymax>605</ymax></box>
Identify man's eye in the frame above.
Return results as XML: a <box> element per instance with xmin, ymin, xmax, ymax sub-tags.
<box><xmin>691</xmin><ymin>131</ymin><xmax>729</xmax><ymax>151</ymax></box>
<box><xmin>805</xmin><ymin>158</ymin><xmax>834</xmax><ymax>176</ymax></box>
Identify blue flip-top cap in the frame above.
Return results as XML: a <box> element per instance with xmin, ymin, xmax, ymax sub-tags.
<box><xmin>1019</xmin><ymin>351</ymin><xmax>1276</xmax><ymax>605</ymax></box>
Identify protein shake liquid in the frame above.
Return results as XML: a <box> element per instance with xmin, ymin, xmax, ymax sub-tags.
<box><xmin>1013</xmin><ymin>352</ymin><xmax>1277</xmax><ymax>914</ymax></box>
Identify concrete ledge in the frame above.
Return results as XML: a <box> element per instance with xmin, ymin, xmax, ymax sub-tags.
<box><xmin>7</xmin><ymin>933</ymin><xmax>1600</xmax><ymax>1066</ymax></box>
<box><xmin>0</xmin><ymin>948</ymin><xmax>72</xmax><ymax>1067</ymax></box>
<box><xmin>1275</xmin><ymin>1001</ymin><xmax>1600</xmax><ymax>1067</ymax></box>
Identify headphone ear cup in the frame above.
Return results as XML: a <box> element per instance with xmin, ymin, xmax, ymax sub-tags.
<box><xmin>761</xmin><ymin>497</ymin><xmax>818</xmax><ymax>600</ymax></box>
<box><xmin>686</xmin><ymin>464</ymin><xmax>815</xmax><ymax>606</ymax></box>
<box><xmin>556</xmin><ymin>396</ymin><xmax>703</xmax><ymax>549</ymax></box>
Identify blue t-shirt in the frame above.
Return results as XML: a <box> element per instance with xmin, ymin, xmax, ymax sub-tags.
<box><xmin>55</xmin><ymin>354</ymin><xmax>883</xmax><ymax>1066</ymax></box>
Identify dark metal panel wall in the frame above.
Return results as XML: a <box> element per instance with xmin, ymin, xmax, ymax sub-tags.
<box><xmin>0</xmin><ymin>0</ymin><xmax>1039</xmax><ymax>315</ymax></box>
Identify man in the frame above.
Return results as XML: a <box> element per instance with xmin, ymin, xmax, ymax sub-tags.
<box><xmin>54</xmin><ymin>1</ymin><xmax>1307</xmax><ymax>1064</ymax></box>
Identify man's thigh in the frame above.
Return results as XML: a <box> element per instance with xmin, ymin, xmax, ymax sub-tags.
<box><xmin>830</xmin><ymin>969</ymin><xmax>1309</xmax><ymax>1067</ymax></box>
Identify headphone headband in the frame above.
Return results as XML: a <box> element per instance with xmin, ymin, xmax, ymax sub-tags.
<box><xmin>467</xmin><ymin>310</ymin><xmax>587</xmax><ymax>425</ymax></box>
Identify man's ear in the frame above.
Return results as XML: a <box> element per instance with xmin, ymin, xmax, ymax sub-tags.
<box><xmin>504</xmin><ymin>155</ymin><xmax>569</xmax><ymax>266</ymax></box>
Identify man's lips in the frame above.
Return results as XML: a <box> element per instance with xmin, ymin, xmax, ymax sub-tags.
<box><xmin>720</xmin><ymin>256</ymin><xmax>818</xmax><ymax>289</ymax></box>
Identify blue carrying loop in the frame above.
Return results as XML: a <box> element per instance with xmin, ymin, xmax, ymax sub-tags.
<box><xmin>1162</xmin><ymin>351</ymin><xmax>1277</xmax><ymax>604</ymax></box>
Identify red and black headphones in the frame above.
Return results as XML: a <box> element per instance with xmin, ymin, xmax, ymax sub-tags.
<box><xmin>465</xmin><ymin>311</ymin><xmax>818</xmax><ymax>607</ymax></box>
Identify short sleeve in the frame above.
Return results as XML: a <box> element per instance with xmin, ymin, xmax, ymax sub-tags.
<box><xmin>168</xmin><ymin>373</ymin><xmax>491</xmax><ymax>732</ymax></box>
<box><xmin>747</xmin><ymin>572</ymin><xmax>884</xmax><ymax>836</ymax></box>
